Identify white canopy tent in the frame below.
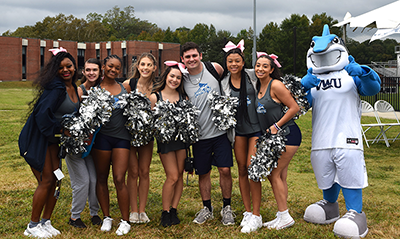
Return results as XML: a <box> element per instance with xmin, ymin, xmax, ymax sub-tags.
<box><xmin>334</xmin><ymin>0</ymin><xmax>400</xmax><ymax>41</ymax></box>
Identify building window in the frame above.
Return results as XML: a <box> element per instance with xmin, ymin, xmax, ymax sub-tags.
<box><xmin>22</xmin><ymin>46</ymin><xmax>27</xmax><ymax>80</ymax></box>
<box><xmin>107</xmin><ymin>49</ymin><xmax>111</xmax><ymax>56</ymax></box>
<box><xmin>96</xmin><ymin>49</ymin><xmax>100</xmax><ymax>59</ymax></box>
<box><xmin>40</xmin><ymin>47</ymin><xmax>45</xmax><ymax>70</ymax></box>
<box><xmin>78</xmin><ymin>49</ymin><xmax>85</xmax><ymax>70</ymax></box>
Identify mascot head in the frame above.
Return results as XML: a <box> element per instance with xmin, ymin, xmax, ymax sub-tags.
<box><xmin>306</xmin><ymin>24</ymin><xmax>349</xmax><ymax>74</ymax></box>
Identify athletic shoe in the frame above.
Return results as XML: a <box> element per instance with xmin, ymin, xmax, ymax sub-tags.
<box><xmin>266</xmin><ymin>210</ymin><xmax>295</xmax><ymax>230</ymax></box>
<box><xmin>101</xmin><ymin>217</ymin><xmax>113</xmax><ymax>232</ymax></box>
<box><xmin>68</xmin><ymin>218</ymin><xmax>87</xmax><ymax>228</ymax></box>
<box><xmin>304</xmin><ymin>199</ymin><xmax>340</xmax><ymax>224</ymax></box>
<box><xmin>115</xmin><ymin>220</ymin><xmax>131</xmax><ymax>236</ymax></box>
<box><xmin>91</xmin><ymin>215</ymin><xmax>102</xmax><ymax>225</ymax></box>
<box><xmin>139</xmin><ymin>212</ymin><xmax>150</xmax><ymax>223</ymax></box>
<box><xmin>263</xmin><ymin>212</ymin><xmax>279</xmax><ymax>227</ymax></box>
<box><xmin>24</xmin><ymin>224</ymin><xmax>51</xmax><ymax>238</ymax></box>
<box><xmin>129</xmin><ymin>212</ymin><xmax>139</xmax><ymax>223</ymax></box>
<box><xmin>170</xmin><ymin>208</ymin><xmax>180</xmax><ymax>225</ymax></box>
<box><xmin>241</xmin><ymin>214</ymin><xmax>262</xmax><ymax>233</ymax></box>
<box><xmin>42</xmin><ymin>220</ymin><xmax>61</xmax><ymax>236</ymax></box>
<box><xmin>160</xmin><ymin>211</ymin><xmax>171</xmax><ymax>227</ymax></box>
<box><xmin>220</xmin><ymin>205</ymin><xmax>236</xmax><ymax>225</ymax></box>
<box><xmin>240</xmin><ymin>211</ymin><xmax>253</xmax><ymax>227</ymax></box>
<box><xmin>193</xmin><ymin>206</ymin><xmax>214</xmax><ymax>224</ymax></box>
<box><xmin>333</xmin><ymin>210</ymin><xmax>368</xmax><ymax>238</ymax></box>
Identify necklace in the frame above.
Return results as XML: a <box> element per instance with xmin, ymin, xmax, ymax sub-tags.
<box><xmin>188</xmin><ymin>68</ymin><xmax>204</xmax><ymax>85</ymax></box>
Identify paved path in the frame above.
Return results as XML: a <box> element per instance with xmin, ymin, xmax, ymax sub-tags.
<box><xmin>362</xmin><ymin>111</ymin><xmax>400</xmax><ymax>120</ymax></box>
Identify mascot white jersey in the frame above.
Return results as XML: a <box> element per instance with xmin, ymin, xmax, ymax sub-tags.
<box><xmin>301</xmin><ymin>24</ymin><xmax>381</xmax><ymax>238</ymax></box>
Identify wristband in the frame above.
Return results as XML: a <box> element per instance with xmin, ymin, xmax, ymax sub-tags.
<box><xmin>274</xmin><ymin>123</ymin><xmax>281</xmax><ymax>131</ymax></box>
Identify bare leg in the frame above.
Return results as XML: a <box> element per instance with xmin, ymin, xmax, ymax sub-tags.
<box><xmin>111</xmin><ymin>148</ymin><xmax>130</xmax><ymax>221</ymax></box>
<box><xmin>234</xmin><ymin>136</ymin><xmax>251</xmax><ymax>212</ymax></box>
<box><xmin>30</xmin><ymin>144</ymin><xmax>60</xmax><ymax>222</ymax></box>
<box><xmin>267</xmin><ymin>145</ymin><xmax>299</xmax><ymax>211</ymax></box>
<box><xmin>92</xmin><ymin>148</ymin><xmax>112</xmax><ymax>217</ymax></box>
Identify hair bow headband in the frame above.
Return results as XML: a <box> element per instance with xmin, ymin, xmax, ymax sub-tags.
<box><xmin>256</xmin><ymin>52</ymin><xmax>281</xmax><ymax>68</ymax></box>
<box><xmin>164</xmin><ymin>61</ymin><xmax>188</xmax><ymax>74</ymax></box>
<box><xmin>223</xmin><ymin>39</ymin><xmax>245</xmax><ymax>53</ymax></box>
<box><xmin>49</xmin><ymin>47</ymin><xmax>67</xmax><ymax>56</ymax></box>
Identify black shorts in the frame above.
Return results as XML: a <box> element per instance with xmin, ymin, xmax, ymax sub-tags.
<box><xmin>92</xmin><ymin>133</ymin><xmax>130</xmax><ymax>151</ymax></box>
<box><xmin>192</xmin><ymin>134</ymin><xmax>233</xmax><ymax>175</ymax></box>
<box><xmin>285</xmin><ymin>124</ymin><xmax>302</xmax><ymax>146</ymax></box>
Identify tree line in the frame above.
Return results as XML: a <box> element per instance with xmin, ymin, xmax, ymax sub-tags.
<box><xmin>3</xmin><ymin>5</ymin><xmax>398</xmax><ymax>76</ymax></box>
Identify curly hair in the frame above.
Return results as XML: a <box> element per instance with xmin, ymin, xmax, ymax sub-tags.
<box><xmin>26</xmin><ymin>51</ymin><xmax>77</xmax><ymax>119</ymax></box>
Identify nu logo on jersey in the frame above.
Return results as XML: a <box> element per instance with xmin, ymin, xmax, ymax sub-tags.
<box><xmin>247</xmin><ymin>96</ymin><xmax>251</xmax><ymax>106</ymax></box>
<box><xmin>256</xmin><ymin>102</ymin><xmax>266</xmax><ymax>114</ymax></box>
<box><xmin>195</xmin><ymin>83</ymin><xmax>211</xmax><ymax>97</ymax></box>
<box><xmin>316</xmin><ymin>78</ymin><xmax>342</xmax><ymax>91</ymax></box>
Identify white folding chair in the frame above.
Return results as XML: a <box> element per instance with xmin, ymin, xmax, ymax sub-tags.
<box><xmin>360</xmin><ymin>100</ymin><xmax>388</xmax><ymax>147</ymax></box>
<box><xmin>374</xmin><ymin>100</ymin><xmax>400</xmax><ymax>144</ymax></box>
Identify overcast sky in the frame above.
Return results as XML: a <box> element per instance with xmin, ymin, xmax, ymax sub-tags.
<box><xmin>1</xmin><ymin>0</ymin><xmax>399</xmax><ymax>43</ymax></box>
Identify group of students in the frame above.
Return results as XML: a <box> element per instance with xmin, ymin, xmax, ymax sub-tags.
<box><xmin>19</xmin><ymin>40</ymin><xmax>302</xmax><ymax>238</ymax></box>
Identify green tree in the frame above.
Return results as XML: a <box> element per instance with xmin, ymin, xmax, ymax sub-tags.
<box><xmin>279</xmin><ymin>14</ymin><xmax>310</xmax><ymax>76</ymax></box>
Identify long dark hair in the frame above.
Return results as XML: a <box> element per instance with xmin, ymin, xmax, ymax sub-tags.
<box><xmin>27</xmin><ymin>51</ymin><xmax>77</xmax><ymax>119</ymax></box>
<box><xmin>152</xmin><ymin>65</ymin><xmax>186</xmax><ymax>98</ymax></box>
<box><xmin>80</xmin><ymin>58</ymin><xmax>102</xmax><ymax>86</ymax></box>
<box><xmin>221</xmin><ymin>48</ymin><xmax>251</xmax><ymax>125</ymax></box>
<box><xmin>255</xmin><ymin>54</ymin><xmax>283</xmax><ymax>90</ymax></box>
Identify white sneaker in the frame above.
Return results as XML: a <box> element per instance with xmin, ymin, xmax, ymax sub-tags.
<box><xmin>139</xmin><ymin>212</ymin><xmax>150</xmax><ymax>223</ymax></box>
<box><xmin>267</xmin><ymin>210</ymin><xmax>295</xmax><ymax>230</ymax></box>
<box><xmin>241</xmin><ymin>214</ymin><xmax>262</xmax><ymax>233</ymax></box>
<box><xmin>116</xmin><ymin>220</ymin><xmax>131</xmax><ymax>236</ymax></box>
<box><xmin>129</xmin><ymin>212</ymin><xmax>139</xmax><ymax>223</ymax></box>
<box><xmin>263</xmin><ymin>212</ymin><xmax>280</xmax><ymax>227</ymax></box>
<box><xmin>42</xmin><ymin>220</ymin><xmax>60</xmax><ymax>236</ymax></box>
<box><xmin>240</xmin><ymin>211</ymin><xmax>253</xmax><ymax>227</ymax></box>
<box><xmin>101</xmin><ymin>217</ymin><xmax>113</xmax><ymax>232</ymax></box>
<box><xmin>24</xmin><ymin>224</ymin><xmax>51</xmax><ymax>238</ymax></box>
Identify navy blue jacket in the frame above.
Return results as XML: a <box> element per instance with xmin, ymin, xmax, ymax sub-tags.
<box><xmin>18</xmin><ymin>77</ymin><xmax>77</xmax><ymax>172</ymax></box>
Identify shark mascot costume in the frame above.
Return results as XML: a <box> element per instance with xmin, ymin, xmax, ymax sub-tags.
<box><xmin>301</xmin><ymin>24</ymin><xmax>381</xmax><ymax>238</ymax></box>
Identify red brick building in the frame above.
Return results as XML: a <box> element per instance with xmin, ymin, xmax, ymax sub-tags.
<box><xmin>0</xmin><ymin>36</ymin><xmax>181</xmax><ymax>82</ymax></box>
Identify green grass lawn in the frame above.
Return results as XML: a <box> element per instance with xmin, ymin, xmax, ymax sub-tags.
<box><xmin>1</xmin><ymin>83</ymin><xmax>400</xmax><ymax>238</ymax></box>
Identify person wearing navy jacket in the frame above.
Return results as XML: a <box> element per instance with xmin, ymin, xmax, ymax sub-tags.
<box><xmin>19</xmin><ymin>48</ymin><xmax>79</xmax><ymax>238</ymax></box>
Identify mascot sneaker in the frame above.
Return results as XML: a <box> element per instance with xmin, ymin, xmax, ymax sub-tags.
<box><xmin>304</xmin><ymin>199</ymin><xmax>340</xmax><ymax>224</ymax></box>
<box><xmin>333</xmin><ymin>210</ymin><xmax>368</xmax><ymax>238</ymax></box>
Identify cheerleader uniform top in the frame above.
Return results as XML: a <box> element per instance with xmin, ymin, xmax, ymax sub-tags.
<box><xmin>155</xmin><ymin>91</ymin><xmax>188</xmax><ymax>154</ymax></box>
<box><xmin>99</xmin><ymin>82</ymin><xmax>131</xmax><ymax>141</ymax></box>
<box><xmin>255</xmin><ymin>79</ymin><xmax>295</xmax><ymax>135</ymax></box>
<box><xmin>228</xmin><ymin>73</ymin><xmax>261</xmax><ymax>135</ymax></box>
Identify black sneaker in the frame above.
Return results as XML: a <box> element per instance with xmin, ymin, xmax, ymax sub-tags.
<box><xmin>170</xmin><ymin>208</ymin><xmax>180</xmax><ymax>225</ymax></box>
<box><xmin>160</xmin><ymin>211</ymin><xmax>171</xmax><ymax>227</ymax></box>
<box><xmin>91</xmin><ymin>215</ymin><xmax>102</xmax><ymax>225</ymax></box>
<box><xmin>68</xmin><ymin>218</ymin><xmax>87</xmax><ymax>228</ymax></box>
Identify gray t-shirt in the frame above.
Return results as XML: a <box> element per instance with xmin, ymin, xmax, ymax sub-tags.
<box><xmin>183</xmin><ymin>62</ymin><xmax>225</xmax><ymax>140</ymax></box>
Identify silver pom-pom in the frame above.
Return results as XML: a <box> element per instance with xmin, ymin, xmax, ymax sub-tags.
<box><xmin>122</xmin><ymin>90</ymin><xmax>154</xmax><ymax>147</ymax></box>
<box><xmin>175</xmin><ymin>100</ymin><xmax>200</xmax><ymax>144</ymax></box>
<box><xmin>60</xmin><ymin>87</ymin><xmax>114</xmax><ymax>155</ymax></box>
<box><xmin>153</xmin><ymin>99</ymin><xmax>200</xmax><ymax>144</ymax></box>
<box><xmin>207</xmin><ymin>90</ymin><xmax>239</xmax><ymax>131</ymax></box>
<box><xmin>281</xmin><ymin>74</ymin><xmax>311</xmax><ymax>119</ymax></box>
<box><xmin>248</xmin><ymin>131</ymin><xmax>286</xmax><ymax>182</ymax></box>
